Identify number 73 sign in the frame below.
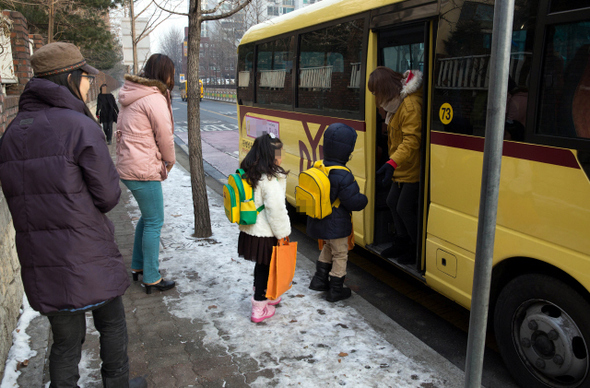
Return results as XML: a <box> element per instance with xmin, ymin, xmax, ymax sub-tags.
<box><xmin>439</xmin><ymin>103</ymin><xmax>454</xmax><ymax>125</ymax></box>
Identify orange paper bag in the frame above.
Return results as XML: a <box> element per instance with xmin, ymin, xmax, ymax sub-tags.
<box><xmin>266</xmin><ymin>237</ymin><xmax>297</xmax><ymax>300</ymax></box>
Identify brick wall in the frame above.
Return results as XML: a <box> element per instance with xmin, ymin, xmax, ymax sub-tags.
<box><xmin>4</xmin><ymin>11</ymin><xmax>32</xmax><ymax>97</ymax></box>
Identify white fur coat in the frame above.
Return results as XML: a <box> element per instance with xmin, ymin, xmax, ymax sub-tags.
<box><xmin>238</xmin><ymin>173</ymin><xmax>291</xmax><ymax>239</ymax></box>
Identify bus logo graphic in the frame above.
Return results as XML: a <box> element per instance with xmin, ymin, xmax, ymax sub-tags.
<box><xmin>299</xmin><ymin>122</ymin><xmax>327</xmax><ymax>172</ymax></box>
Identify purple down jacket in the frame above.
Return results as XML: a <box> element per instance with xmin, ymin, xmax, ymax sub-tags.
<box><xmin>0</xmin><ymin>78</ymin><xmax>129</xmax><ymax>314</ymax></box>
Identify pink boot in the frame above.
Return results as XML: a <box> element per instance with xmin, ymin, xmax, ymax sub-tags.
<box><xmin>251</xmin><ymin>297</ymin><xmax>275</xmax><ymax>323</ymax></box>
<box><xmin>252</xmin><ymin>287</ymin><xmax>281</xmax><ymax>305</ymax></box>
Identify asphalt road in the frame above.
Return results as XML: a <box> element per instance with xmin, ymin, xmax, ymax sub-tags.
<box><xmin>171</xmin><ymin>96</ymin><xmax>521</xmax><ymax>388</ymax></box>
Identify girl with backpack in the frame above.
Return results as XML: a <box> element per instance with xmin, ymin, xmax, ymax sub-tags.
<box><xmin>238</xmin><ymin>133</ymin><xmax>291</xmax><ymax>322</ymax></box>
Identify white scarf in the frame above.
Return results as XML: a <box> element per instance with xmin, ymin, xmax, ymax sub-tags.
<box><xmin>381</xmin><ymin>96</ymin><xmax>401</xmax><ymax>125</ymax></box>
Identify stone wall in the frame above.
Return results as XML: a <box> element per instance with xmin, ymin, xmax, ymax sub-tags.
<box><xmin>0</xmin><ymin>192</ymin><xmax>23</xmax><ymax>380</ymax></box>
<box><xmin>0</xmin><ymin>10</ymin><xmax>31</xmax><ymax>381</ymax></box>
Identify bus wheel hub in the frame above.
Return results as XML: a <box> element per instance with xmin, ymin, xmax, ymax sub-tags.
<box><xmin>516</xmin><ymin>301</ymin><xmax>588</xmax><ymax>382</ymax></box>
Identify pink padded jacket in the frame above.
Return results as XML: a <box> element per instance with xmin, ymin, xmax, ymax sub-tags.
<box><xmin>116</xmin><ymin>74</ymin><xmax>175</xmax><ymax>181</ymax></box>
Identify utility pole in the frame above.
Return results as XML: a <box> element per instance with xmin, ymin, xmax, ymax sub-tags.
<box><xmin>464</xmin><ymin>0</ymin><xmax>515</xmax><ymax>386</ymax></box>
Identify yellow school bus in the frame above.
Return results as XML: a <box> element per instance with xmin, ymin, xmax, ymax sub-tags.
<box><xmin>237</xmin><ymin>1</ymin><xmax>590</xmax><ymax>387</ymax></box>
<box><xmin>179</xmin><ymin>80</ymin><xmax>204</xmax><ymax>101</ymax></box>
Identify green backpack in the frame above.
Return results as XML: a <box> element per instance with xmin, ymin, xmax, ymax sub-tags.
<box><xmin>223</xmin><ymin>169</ymin><xmax>265</xmax><ymax>225</ymax></box>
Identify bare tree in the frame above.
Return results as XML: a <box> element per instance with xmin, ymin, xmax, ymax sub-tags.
<box><xmin>128</xmin><ymin>0</ymin><xmax>183</xmax><ymax>74</ymax></box>
<box><xmin>153</xmin><ymin>0</ymin><xmax>252</xmax><ymax>237</ymax></box>
<box><xmin>159</xmin><ymin>27</ymin><xmax>183</xmax><ymax>82</ymax></box>
<box><xmin>207</xmin><ymin>19</ymin><xmax>239</xmax><ymax>84</ymax></box>
<box><xmin>242</xmin><ymin>0</ymin><xmax>268</xmax><ymax>31</ymax></box>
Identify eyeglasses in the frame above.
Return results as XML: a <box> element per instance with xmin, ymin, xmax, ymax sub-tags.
<box><xmin>81</xmin><ymin>75</ymin><xmax>95</xmax><ymax>85</ymax></box>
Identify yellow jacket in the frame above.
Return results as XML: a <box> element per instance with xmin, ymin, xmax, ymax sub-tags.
<box><xmin>387</xmin><ymin>90</ymin><xmax>423</xmax><ymax>183</ymax></box>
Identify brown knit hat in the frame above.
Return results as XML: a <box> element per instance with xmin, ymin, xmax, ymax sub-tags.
<box><xmin>31</xmin><ymin>42</ymin><xmax>99</xmax><ymax>77</ymax></box>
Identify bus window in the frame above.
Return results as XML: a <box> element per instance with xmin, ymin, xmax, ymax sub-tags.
<box><xmin>237</xmin><ymin>43</ymin><xmax>255</xmax><ymax>106</ymax></box>
<box><xmin>432</xmin><ymin>0</ymin><xmax>538</xmax><ymax>138</ymax></box>
<box><xmin>537</xmin><ymin>22</ymin><xmax>590</xmax><ymax>139</ymax></box>
<box><xmin>256</xmin><ymin>37</ymin><xmax>295</xmax><ymax>109</ymax></box>
<box><xmin>379</xmin><ymin>25</ymin><xmax>425</xmax><ymax>74</ymax></box>
<box><xmin>298</xmin><ymin>18</ymin><xmax>365</xmax><ymax>118</ymax></box>
<box><xmin>550</xmin><ymin>0</ymin><xmax>590</xmax><ymax>13</ymax></box>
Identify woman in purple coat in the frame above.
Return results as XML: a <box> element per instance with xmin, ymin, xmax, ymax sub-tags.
<box><xmin>0</xmin><ymin>43</ymin><xmax>144</xmax><ymax>388</ymax></box>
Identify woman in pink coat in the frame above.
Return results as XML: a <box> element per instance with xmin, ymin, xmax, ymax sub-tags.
<box><xmin>116</xmin><ymin>54</ymin><xmax>176</xmax><ymax>294</ymax></box>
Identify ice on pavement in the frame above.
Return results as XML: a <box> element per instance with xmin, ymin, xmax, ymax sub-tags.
<box><xmin>1</xmin><ymin>297</ymin><xmax>39</xmax><ymax>388</ymax></box>
<box><xmin>133</xmin><ymin>163</ymin><xmax>450</xmax><ymax>387</ymax></box>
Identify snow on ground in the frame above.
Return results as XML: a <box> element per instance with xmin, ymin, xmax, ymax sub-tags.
<box><xmin>2</xmin><ymin>162</ymin><xmax>451</xmax><ymax>387</ymax></box>
<box><xmin>1</xmin><ymin>296</ymin><xmax>39</xmax><ymax>388</ymax></box>
<box><xmin>124</xmin><ymin>163</ymin><xmax>450</xmax><ymax>387</ymax></box>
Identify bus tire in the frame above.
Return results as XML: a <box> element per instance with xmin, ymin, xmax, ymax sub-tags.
<box><xmin>494</xmin><ymin>274</ymin><xmax>590</xmax><ymax>388</ymax></box>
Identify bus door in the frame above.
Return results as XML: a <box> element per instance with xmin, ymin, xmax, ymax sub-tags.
<box><xmin>367</xmin><ymin>22</ymin><xmax>429</xmax><ymax>273</ymax></box>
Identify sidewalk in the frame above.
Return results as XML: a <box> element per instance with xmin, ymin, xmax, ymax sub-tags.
<box><xmin>6</xmin><ymin>143</ymin><xmax>470</xmax><ymax>387</ymax></box>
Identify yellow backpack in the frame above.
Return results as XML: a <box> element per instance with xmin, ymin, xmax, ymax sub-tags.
<box><xmin>223</xmin><ymin>169</ymin><xmax>265</xmax><ymax>225</ymax></box>
<box><xmin>295</xmin><ymin>161</ymin><xmax>350</xmax><ymax>219</ymax></box>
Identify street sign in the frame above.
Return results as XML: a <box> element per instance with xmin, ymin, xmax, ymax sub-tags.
<box><xmin>179</xmin><ymin>74</ymin><xmax>185</xmax><ymax>82</ymax></box>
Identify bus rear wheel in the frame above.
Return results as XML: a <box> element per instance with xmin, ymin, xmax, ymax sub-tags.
<box><xmin>494</xmin><ymin>274</ymin><xmax>590</xmax><ymax>388</ymax></box>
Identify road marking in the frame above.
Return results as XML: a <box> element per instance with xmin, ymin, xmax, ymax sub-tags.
<box><xmin>174</xmin><ymin>124</ymin><xmax>238</xmax><ymax>132</ymax></box>
<box><xmin>202</xmin><ymin>124</ymin><xmax>238</xmax><ymax>131</ymax></box>
<box><xmin>201</xmin><ymin>108</ymin><xmax>237</xmax><ymax>121</ymax></box>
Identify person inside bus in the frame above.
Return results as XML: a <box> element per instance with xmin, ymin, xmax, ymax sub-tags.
<box><xmin>307</xmin><ymin>123</ymin><xmax>368</xmax><ymax>302</ymax></box>
<box><xmin>504</xmin><ymin>76</ymin><xmax>527</xmax><ymax>142</ymax></box>
<box><xmin>368</xmin><ymin>67</ymin><xmax>423</xmax><ymax>264</ymax></box>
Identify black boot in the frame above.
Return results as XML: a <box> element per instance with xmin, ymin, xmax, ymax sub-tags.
<box><xmin>326</xmin><ymin>276</ymin><xmax>352</xmax><ymax>302</ymax></box>
<box><xmin>129</xmin><ymin>376</ymin><xmax>148</xmax><ymax>388</ymax></box>
<box><xmin>397</xmin><ymin>243</ymin><xmax>416</xmax><ymax>265</ymax></box>
<box><xmin>381</xmin><ymin>236</ymin><xmax>411</xmax><ymax>258</ymax></box>
<box><xmin>309</xmin><ymin>261</ymin><xmax>332</xmax><ymax>291</ymax></box>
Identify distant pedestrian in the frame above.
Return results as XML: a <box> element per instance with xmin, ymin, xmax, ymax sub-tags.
<box><xmin>238</xmin><ymin>133</ymin><xmax>291</xmax><ymax>322</ymax></box>
<box><xmin>0</xmin><ymin>42</ymin><xmax>146</xmax><ymax>388</ymax></box>
<box><xmin>96</xmin><ymin>83</ymin><xmax>119</xmax><ymax>144</ymax></box>
<box><xmin>307</xmin><ymin>123</ymin><xmax>368</xmax><ymax>302</ymax></box>
<box><xmin>116</xmin><ymin>53</ymin><xmax>176</xmax><ymax>294</ymax></box>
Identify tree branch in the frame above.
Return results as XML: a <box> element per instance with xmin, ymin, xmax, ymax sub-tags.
<box><xmin>201</xmin><ymin>0</ymin><xmax>228</xmax><ymax>15</ymax></box>
<box><xmin>151</xmin><ymin>0</ymin><xmax>188</xmax><ymax>17</ymax></box>
<box><xmin>202</xmin><ymin>0</ymin><xmax>252</xmax><ymax>21</ymax></box>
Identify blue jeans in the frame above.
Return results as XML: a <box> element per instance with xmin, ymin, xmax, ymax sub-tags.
<box><xmin>48</xmin><ymin>297</ymin><xmax>129</xmax><ymax>388</ymax></box>
<box><xmin>122</xmin><ymin>180</ymin><xmax>164</xmax><ymax>284</ymax></box>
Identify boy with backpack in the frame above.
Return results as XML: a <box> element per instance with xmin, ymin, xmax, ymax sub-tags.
<box><xmin>306</xmin><ymin>123</ymin><xmax>368</xmax><ymax>302</ymax></box>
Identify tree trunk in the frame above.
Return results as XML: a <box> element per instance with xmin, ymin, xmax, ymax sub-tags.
<box><xmin>130</xmin><ymin>0</ymin><xmax>138</xmax><ymax>74</ymax></box>
<box><xmin>187</xmin><ymin>7</ymin><xmax>212</xmax><ymax>237</ymax></box>
<box><xmin>48</xmin><ymin>0</ymin><xmax>54</xmax><ymax>43</ymax></box>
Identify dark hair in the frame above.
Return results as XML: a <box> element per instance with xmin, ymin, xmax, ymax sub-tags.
<box><xmin>40</xmin><ymin>69</ymin><xmax>96</xmax><ymax>121</ymax></box>
<box><xmin>141</xmin><ymin>54</ymin><xmax>175</xmax><ymax>90</ymax></box>
<box><xmin>368</xmin><ymin>67</ymin><xmax>404</xmax><ymax>106</ymax></box>
<box><xmin>240</xmin><ymin>134</ymin><xmax>287</xmax><ymax>190</ymax></box>
<box><xmin>100</xmin><ymin>83</ymin><xmax>108</xmax><ymax>93</ymax></box>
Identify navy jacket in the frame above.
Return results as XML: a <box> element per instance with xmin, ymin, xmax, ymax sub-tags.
<box><xmin>0</xmin><ymin>78</ymin><xmax>129</xmax><ymax>314</ymax></box>
<box><xmin>307</xmin><ymin>123</ymin><xmax>368</xmax><ymax>240</ymax></box>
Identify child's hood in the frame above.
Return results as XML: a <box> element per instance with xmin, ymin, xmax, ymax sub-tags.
<box><xmin>323</xmin><ymin>123</ymin><xmax>357</xmax><ymax>165</ymax></box>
